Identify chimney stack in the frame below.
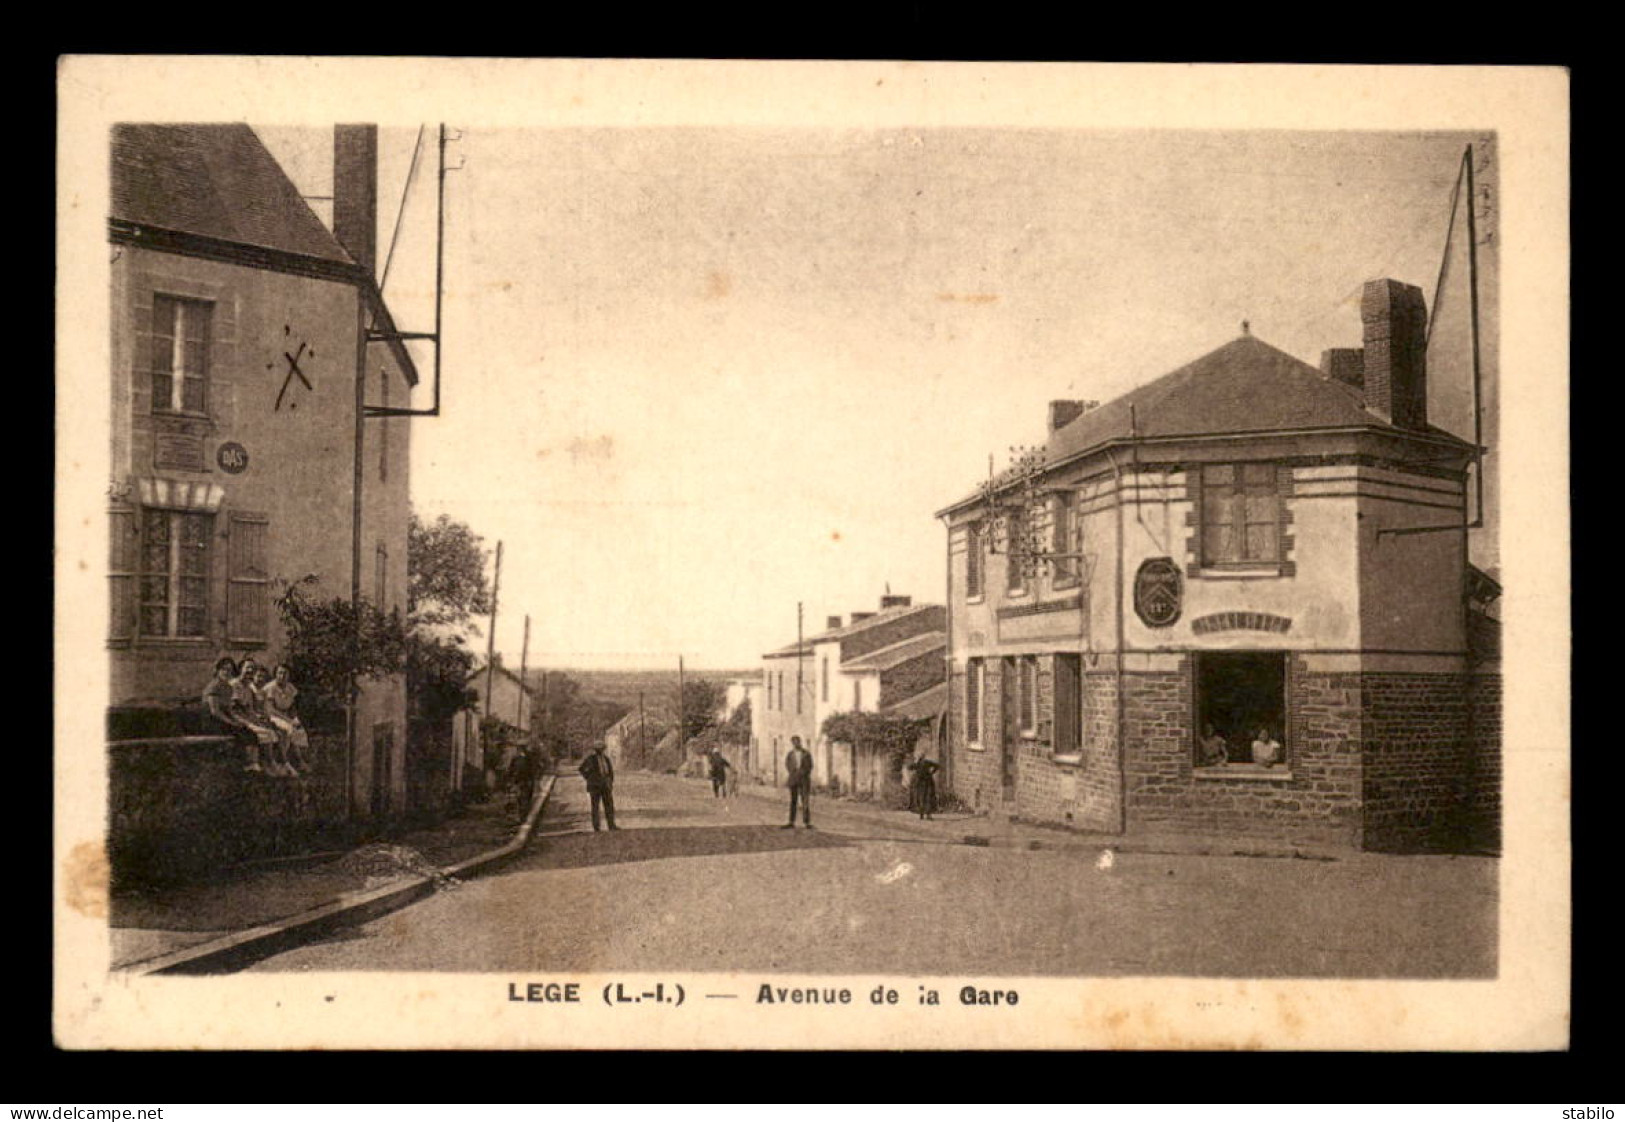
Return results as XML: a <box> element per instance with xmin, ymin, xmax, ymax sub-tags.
<box><xmin>333</xmin><ymin>125</ymin><xmax>378</xmax><ymax>278</ymax></box>
<box><xmin>826</xmin><ymin>615</ymin><xmax>843</xmax><ymax>630</ymax></box>
<box><xmin>1048</xmin><ymin>399</ymin><xmax>1096</xmax><ymax>433</ymax></box>
<box><xmin>880</xmin><ymin>594</ymin><xmax>912</xmax><ymax>609</ymax></box>
<box><xmin>1319</xmin><ymin>348</ymin><xmax>1365</xmax><ymax>391</ymax></box>
<box><xmin>850</xmin><ymin>611</ymin><xmax>876</xmax><ymax>623</ymax></box>
<box><xmin>1360</xmin><ymin>279</ymin><xmax>1428</xmax><ymax>429</ymax></box>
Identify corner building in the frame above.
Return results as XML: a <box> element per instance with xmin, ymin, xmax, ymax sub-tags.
<box><xmin>938</xmin><ymin>280</ymin><xmax>1499</xmax><ymax>851</ymax></box>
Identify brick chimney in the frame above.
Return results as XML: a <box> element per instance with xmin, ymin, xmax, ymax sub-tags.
<box><xmin>1319</xmin><ymin>348</ymin><xmax>1364</xmax><ymax>391</ymax></box>
<box><xmin>880</xmin><ymin>594</ymin><xmax>912</xmax><ymax>609</ymax></box>
<box><xmin>333</xmin><ymin>125</ymin><xmax>378</xmax><ymax>277</ymax></box>
<box><xmin>1360</xmin><ymin>279</ymin><xmax>1428</xmax><ymax>429</ymax></box>
<box><xmin>826</xmin><ymin>616</ymin><xmax>843</xmax><ymax>630</ymax></box>
<box><xmin>1048</xmin><ymin>399</ymin><xmax>1097</xmax><ymax>433</ymax></box>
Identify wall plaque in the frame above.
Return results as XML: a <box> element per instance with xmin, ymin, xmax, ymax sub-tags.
<box><xmin>153</xmin><ymin>432</ymin><xmax>205</xmax><ymax>472</ymax></box>
<box><xmin>1133</xmin><ymin>557</ymin><xmax>1183</xmax><ymax>627</ymax></box>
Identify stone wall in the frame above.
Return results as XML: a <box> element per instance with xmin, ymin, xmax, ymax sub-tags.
<box><xmin>108</xmin><ymin>731</ymin><xmax>352</xmax><ymax>884</ymax></box>
<box><xmin>1123</xmin><ymin>659</ymin><xmax>1364</xmax><ymax>847</ymax></box>
<box><xmin>1467</xmin><ymin>666</ymin><xmax>1502</xmax><ymax>851</ymax></box>
<box><xmin>1360</xmin><ymin>670</ymin><xmax>1482</xmax><ymax>851</ymax></box>
<box><xmin>947</xmin><ymin>653</ymin><xmax>1500</xmax><ymax>853</ymax></box>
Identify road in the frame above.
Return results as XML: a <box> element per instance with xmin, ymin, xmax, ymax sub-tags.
<box><xmin>250</xmin><ymin>770</ymin><xmax>1497</xmax><ymax>977</ymax></box>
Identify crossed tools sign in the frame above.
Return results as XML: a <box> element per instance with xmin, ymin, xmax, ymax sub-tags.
<box><xmin>272</xmin><ymin>325</ymin><xmax>314</xmax><ymax>412</ymax></box>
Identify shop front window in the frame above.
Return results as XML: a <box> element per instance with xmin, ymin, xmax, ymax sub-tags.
<box><xmin>1194</xmin><ymin>651</ymin><xmax>1287</xmax><ymax>769</ymax></box>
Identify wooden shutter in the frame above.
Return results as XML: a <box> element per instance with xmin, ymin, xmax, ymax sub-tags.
<box><xmin>108</xmin><ymin>506</ymin><xmax>137</xmax><ymax>643</ymax></box>
<box><xmin>226</xmin><ymin>510</ymin><xmax>270</xmax><ymax>643</ymax></box>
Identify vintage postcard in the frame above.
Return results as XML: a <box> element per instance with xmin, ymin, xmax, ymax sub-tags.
<box><xmin>55</xmin><ymin>58</ymin><xmax>1570</xmax><ymax>1050</ymax></box>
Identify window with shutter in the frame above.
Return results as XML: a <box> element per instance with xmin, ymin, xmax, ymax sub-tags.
<box><xmin>108</xmin><ymin>506</ymin><xmax>137</xmax><ymax>643</ymax></box>
<box><xmin>965</xmin><ymin>521</ymin><xmax>984</xmax><ymax>599</ymax></box>
<box><xmin>226</xmin><ymin>510</ymin><xmax>270</xmax><ymax>644</ymax></box>
<box><xmin>965</xmin><ymin>658</ymin><xmax>983</xmax><ymax>746</ymax></box>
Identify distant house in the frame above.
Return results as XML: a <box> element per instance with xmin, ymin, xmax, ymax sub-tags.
<box><xmin>451</xmin><ymin>661</ymin><xmax>535</xmax><ymax>789</ymax></box>
<box><xmin>754</xmin><ymin>596</ymin><xmax>946</xmax><ymax>792</ymax></box>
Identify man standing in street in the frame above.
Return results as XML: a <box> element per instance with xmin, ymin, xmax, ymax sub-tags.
<box><xmin>707</xmin><ymin>746</ymin><xmax>733</xmax><ymax>799</ymax></box>
<box><xmin>782</xmin><ymin>735</ymin><xmax>814</xmax><ymax>829</ymax></box>
<box><xmin>578</xmin><ymin>743</ymin><xmax>619</xmax><ymax>832</ymax></box>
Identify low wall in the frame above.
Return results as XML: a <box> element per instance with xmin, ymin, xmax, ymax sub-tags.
<box><xmin>108</xmin><ymin>732</ymin><xmax>351</xmax><ymax>885</ymax></box>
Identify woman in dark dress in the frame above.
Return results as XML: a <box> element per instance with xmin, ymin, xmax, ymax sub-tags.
<box><xmin>910</xmin><ymin>755</ymin><xmax>941</xmax><ymax>820</ymax></box>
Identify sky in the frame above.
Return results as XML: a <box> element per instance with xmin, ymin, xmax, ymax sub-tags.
<box><xmin>255</xmin><ymin>126</ymin><xmax>1493</xmax><ymax>670</ymax></box>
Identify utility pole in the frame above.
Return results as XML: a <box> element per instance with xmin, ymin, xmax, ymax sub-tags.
<box><xmin>638</xmin><ymin>690</ymin><xmax>646</xmax><ymax>766</ymax></box>
<box><xmin>482</xmin><ymin>540</ymin><xmax>502</xmax><ymax>724</ymax></box>
<box><xmin>516</xmin><ymin>613</ymin><xmax>530</xmax><ymax>728</ymax></box>
<box><xmin>677</xmin><ymin>654</ymin><xmax>686</xmax><ymax>757</ymax></box>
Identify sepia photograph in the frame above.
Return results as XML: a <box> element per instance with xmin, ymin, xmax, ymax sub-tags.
<box><xmin>55</xmin><ymin>59</ymin><xmax>1569</xmax><ymax>1050</ymax></box>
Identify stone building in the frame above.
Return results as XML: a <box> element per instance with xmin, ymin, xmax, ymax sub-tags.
<box><xmin>754</xmin><ymin>596</ymin><xmax>946</xmax><ymax>792</ymax></box>
<box><xmin>937</xmin><ymin>279</ymin><xmax>1499</xmax><ymax>851</ymax></box>
<box><xmin>107</xmin><ymin>124</ymin><xmax>416</xmax><ymax>829</ymax></box>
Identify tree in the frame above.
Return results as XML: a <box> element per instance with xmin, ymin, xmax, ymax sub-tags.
<box><xmin>274</xmin><ymin>575</ymin><xmax>406</xmax><ymax>730</ymax></box>
<box><xmin>821</xmin><ymin>710</ymin><xmax>933</xmax><ymax>781</ymax></box>
<box><xmin>406</xmin><ymin>513</ymin><xmax>495</xmax><ymax>726</ymax></box>
<box><xmin>718</xmin><ymin>698</ymin><xmax>752</xmax><ymax>746</ymax></box>
<box><xmin>679</xmin><ymin>679</ymin><xmax>726</xmax><ymax>743</ymax></box>
<box><xmin>408</xmin><ymin>513</ymin><xmax>494</xmax><ymax>633</ymax></box>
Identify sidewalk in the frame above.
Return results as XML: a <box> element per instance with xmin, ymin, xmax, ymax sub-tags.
<box><xmin>716</xmin><ymin>775</ymin><xmax>1356</xmax><ymax>863</ymax></box>
<box><xmin>109</xmin><ymin>775</ymin><xmax>557</xmax><ymax>974</ymax></box>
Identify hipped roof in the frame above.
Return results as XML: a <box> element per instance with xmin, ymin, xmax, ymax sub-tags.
<box><xmin>940</xmin><ymin>334</ymin><xmax>1474</xmax><ymax>516</ymax></box>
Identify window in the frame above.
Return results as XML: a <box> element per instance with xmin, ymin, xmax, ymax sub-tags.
<box><xmin>1194</xmin><ymin>651</ymin><xmax>1287</xmax><ymax>769</ymax></box>
<box><xmin>821</xmin><ymin>656</ymin><xmax>829</xmax><ymax>702</ymax></box>
<box><xmin>1201</xmin><ymin>463</ymin><xmax>1280</xmax><ymax>565</ymax></box>
<box><xmin>965</xmin><ymin>658</ymin><xmax>983</xmax><ymax>744</ymax></box>
<box><xmin>139</xmin><ymin>509</ymin><xmax>211</xmax><ymax>638</ymax></box>
<box><xmin>1019</xmin><ymin>655</ymin><xmax>1037</xmax><ymax>733</ymax></box>
<box><xmin>853</xmin><ymin>679</ymin><xmax>863</xmax><ymax>711</ymax></box>
<box><xmin>1006</xmin><ymin>509</ymin><xmax>1028</xmax><ymax>593</ymax></box>
<box><xmin>777</xmin><ymin>672</ymin><xmax>785</xmax><ymax>711</ymax></box>
<box><xmin>764</xmin><ymin>671</ymin><xmax>772</xmax><ymax>710</ymax></box>
<box><xmin>1052</xmin><ymin>654</ymin><xmax>1083</xmax><ymax>758</ymax></box>
<box><xmin>151</xmin><ymin>295</ymin><xmax>211</xmax><ymax>415</ymax></box>
<box><xmin>1051</xmin><ymin>493</ymin><xmax>1079</xmax><ymax>585</ymax></box>
<box><xmin>965</xmin><ymin>521</ymin><xmax>985</xmax><ymax>599</ymax></box>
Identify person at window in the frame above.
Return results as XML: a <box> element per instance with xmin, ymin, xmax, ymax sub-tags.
<box><xmin>233</xmin><ymin>658</ymin><xmax>288</xmax><ymax>777</ymax></box>
<box><xmin>909</xmin><ymin>755</ymin><xmax>941</xmax><ymax>820</ymax></box>
<box><xmin>707</xmin><ymin>746</ymin><xmax>733</xmax><ymax>799</ymax></box>
<box><xmin>203</xmin><ymin>657</ymin><xmax>264</xmax><ymax>772</ymax></box>
<box><xmin>1251</xmin><ymin>727</ymin><xmax>1283</xmax><ymax>768</ymax></box>
<box><xmin>1198</xmin><ymin>725</ymin><xmax>1230</xmax><ymax>767</ymax></box>
<box><xmin>262</xmin><ymin>663</ymin><xmax>313</xmax><ymax>776</ymax></box>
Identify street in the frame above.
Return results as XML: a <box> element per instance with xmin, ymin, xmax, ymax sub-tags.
<box><xmin>250</xmin><ymin>771</ymin><xmax>1497</xmax><ymax>978</ymax></box>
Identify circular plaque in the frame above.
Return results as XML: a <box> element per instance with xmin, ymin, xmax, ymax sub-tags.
<box><xmin>1133</xmin><ymin>557</ymin><xmax>1183</xmax><ymax>628</ymax></box>
<box><xmin>216</xmin><ymin>441</ymin><xmax>250</xmax><ymax>474</ymax></box>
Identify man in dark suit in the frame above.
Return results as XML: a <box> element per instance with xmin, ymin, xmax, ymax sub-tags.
<box><xmin>782</xmin><ymin>735</ymin><xmax>814</xmax><ymax>829</ymax></box>
<box><xmin>578</xmin><ymin>744</ymin><xmax>619</xmax><ymax>832</ymax></box>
